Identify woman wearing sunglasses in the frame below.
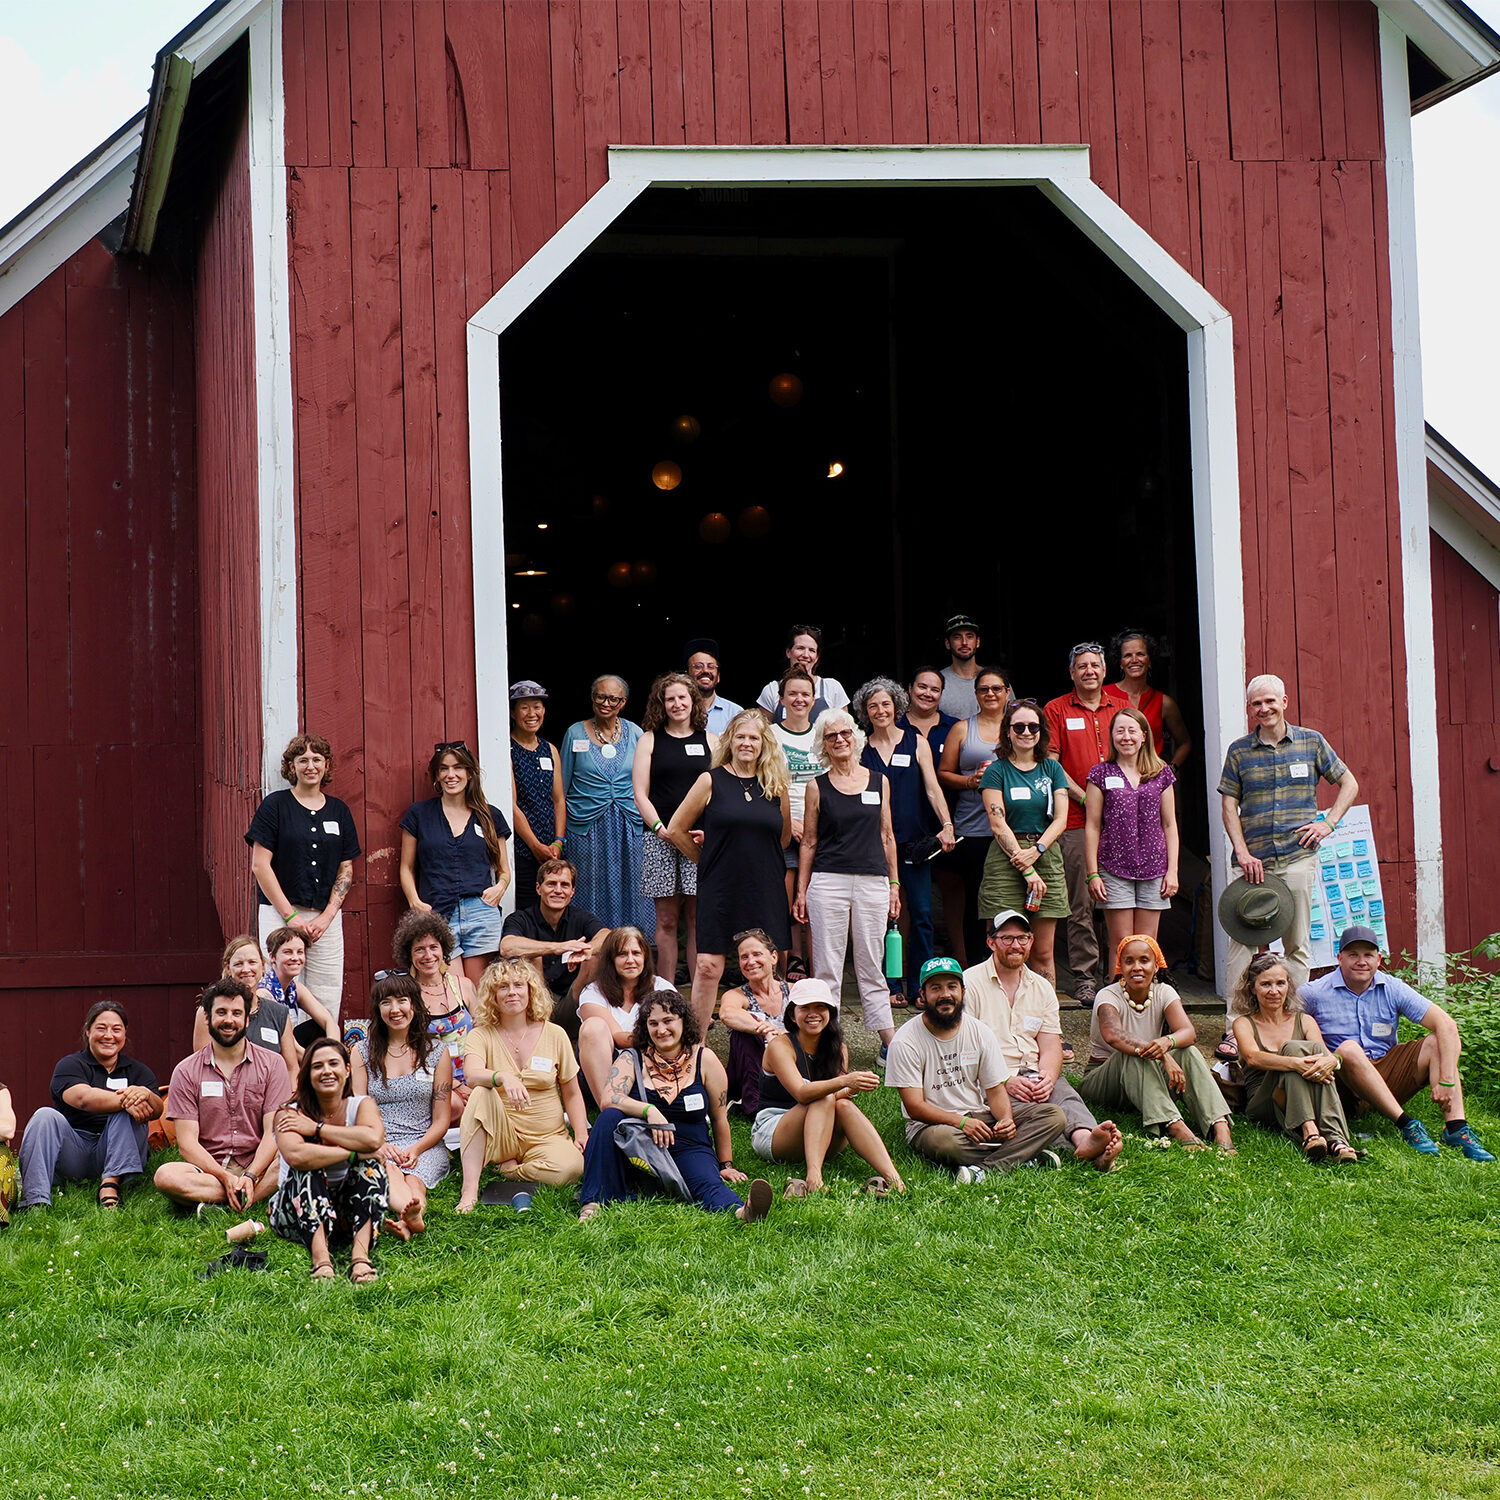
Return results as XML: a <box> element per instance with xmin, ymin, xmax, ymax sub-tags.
<box><xmin>399</xmin><ymin>741</ymin><xmax>513</xmax><ymax>984</ymax></box>
<box><xmin>976</xmin><ymin>700</ymin><xmax>1071</xmax><ymax>985</ymax></box>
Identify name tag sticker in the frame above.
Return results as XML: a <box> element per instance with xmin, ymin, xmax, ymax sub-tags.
<box><xmin>201</xmin><ymin>1080</ymin><xmax>225</xmax><ymax>1098</ymax></box>
<box><xmin>891</xmin><ymin>753</ymin><xmax>912</xmax><ymax>767</ymax></box>
<box><xmin>685</xmin><ymin>743</ymin><xmax>706</xmax><ymax>756</ymax></box>
<box><xmin>682</xmin><ymin>1092</ymin><xmax>705</xmax><ymax>1111</ymax></box>
<box><xmin>539</xmin><ymin>757</ymin><xmax>553</xmax><ymax>771</ymax></box>
<box><xmin>1104</xmin><ymin>777</ymin><xmax>1125</xmax><ymax>790</ymax></box>
<box><xmin>260</xmin><ymin>1026</ymin><xmax>280</xmax><ymax>1044</ymax></box>
<box><xmin>323</xmin><ymin>820</ymin><xmax>340</xmax><ymax>833</ymax></box>
<box><xmin>1371</xmin><ymin>1022</ymin><xmax>1393</xmax><ymax>1038</ymax></box>
<box><xmin>572</xmin><ymin>739</ymin><xmax>589</xmax><ymax>752</ymax></box>
<box><xmin>529</xmin><ymin>1055</ymin><xmax>555</xmax><ymax>1073</ymax></box>
<box><xmin>1009</xmin><ymin>786</ymin><xmax>1032</xmax><ymax>800</ymax></box>
<box><xmin>105</xmin><ymin>1076</ymin><xmax>129</xmax><ymax>1092</ymax></box>
<box><xmin>959</xmin><ymin>1051</ymin><xmax>980</xmax><ymax>1068</ymax></box>
<box><xmin>447</xmin><ymin>1040</ymin><xmax>462</xmax><ymax>1058</ymax></box>
<box><xmin>1066</xmin><ymin>717</ymin><xmax>1085</xmax><ymax>731</ymax></box>
<box><xmin>1289</xmin><ymin>763</ymin><xmax>1310</xmax><ymax>779</ymax></box>
<box><xmin>860</xmin><ymin>790</ymin><xmax>881</xmax><ymax>805</ymax></box>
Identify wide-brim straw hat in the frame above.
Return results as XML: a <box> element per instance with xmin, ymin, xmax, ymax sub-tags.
<box><xmin>1217</xmin><ymin>870</ymin><xmax>1296</xmax><ymax>947</ymax></box>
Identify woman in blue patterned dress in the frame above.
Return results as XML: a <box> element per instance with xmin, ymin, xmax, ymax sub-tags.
<box><xmin>560</xmin><ymin>674</ymin><xmax>654</xmax><ymax>932</ymax></box>
<box><xmin>509</xmin><ymin>680</ymin><xmax>565</xmax><ymax>912</ymax></box>
<box><xmin>351</xmin><ymin>971</ymin><xmax>452</xmax><ymax>1239</ymax></box>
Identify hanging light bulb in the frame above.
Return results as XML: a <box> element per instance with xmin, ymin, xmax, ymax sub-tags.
<box><xmin>652</xmin><ymin>460</ymin><xmax>683</xmax><ymax>491</ymax></box>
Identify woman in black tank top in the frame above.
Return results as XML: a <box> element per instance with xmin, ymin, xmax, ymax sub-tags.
<box><xmin>634</xmin><ymin>674</ymin><xmax>718</xmax><ymax>986</ymax></box>
<box><xmin>792</xmin><ymin>711</ymin><xmax>902</xmax><ymax>1057</ymax></box>
<box><xmin>754</xmin><ymin>979</ymin><xmax>905</xmax><ymax>1195</ymax></box>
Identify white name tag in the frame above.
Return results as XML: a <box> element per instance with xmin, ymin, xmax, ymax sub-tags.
<box><xmin>959</xmin><ymin>1051</ymin><xmax>979</xmax><ymax>1068</ymax></box>
<box><xmin>1371</xmin><ymin>1021</ymin><xmax>1393</xmax><ymax>1037</ymax></box>
<box><xmin>323</xmin><ymin>820</ymin><xmax>340</xmax><ymax>834</ymax></box>
<box><xmin>572</xmin><ymin>739</ymin><xmax>589</xmax><ymax>752</ymax></box>
<box><xmin>860</xmin><ymin>790</ymin><xmax>881</xmax><ymax>805</ymax></box>
<box><xmin>1289</xmin><ymin>763</ymin><xmax>1310</xmax><ymax>779</ymax></box>
<box><xmin>529</xmin><ymin>1055</ymin><xmax>554</xmax><ymax>1073</ymax></box>
<box><xmin>539</xmin><ymin>757</ymin><xmax>553</xmax><ymax>771</ymax></box>
<box><xmin>1105</xmin><ymin>777</ymin><xmax>1125</xmax><ymax>790</ymax></box>
<box><xmin>1009</xmin><ymin>786</ymin><xmax>1032</xmax><ymax>800</ymax></box>
<box><xmin>1066</xmin><ymin>717</ymin><xmax>1085</xmax><ymax>731</ymax></box>
<box><xmin>260</xmin><ymin>1026</ymin><xmax>280</xmax><ymax>1044</ymax></box>
<box><xmin>891</xmin><ymin>753</ymin><xmax>912</xmax><ymax>767</ymax></box>
<box><xmin>200</xmin><ymin>1080</ymin><xmax>225</xmax><ymax>1098</ymax></box>
<box><xmin>685</xmin><ymin>743</ymin><xmax>705</xmax><ymax>756</ymax></box>
<box><xmin>447</xmin><ymin>1040</ymin><xmax>462</xmax><ymax>1057</ymax></box>
<box><xmin>105</xmin><ymin>1076</ymin><xmax>129</xmax><ymax>1092</ymax></box>
<box><xmin>682</xmin><ymin>1092</ymin><xmax>705</xmax><ymax>1111</ymax></box>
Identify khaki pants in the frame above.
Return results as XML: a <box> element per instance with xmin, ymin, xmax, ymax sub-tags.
<box><xmin>1223</xmin><ymin>852</ymin><xmax>1316</xmax><ymax>1014</ymax></box>
<box><xmin>1078</xmin><ymin>1048</ymin><xmax>1230</xmax><ymax>1136</ymax></box>
<box><xmin>908</xmin><ymin>1101</ymin><xmax>1067</xmax><ymax>1173</ymax></box>
<box><xmin>1244</xmin><ymin>1039</ymin><xmax>1353</xmax><ymax>1142</ymax></box>
<box><xmin>1060</xmin><ymin>827</ymin><xmax>1101</xmax><ymax>991</ymax></box>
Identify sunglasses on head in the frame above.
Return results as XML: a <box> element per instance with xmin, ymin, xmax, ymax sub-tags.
<box><xmin>434</xmin><ymin>740</ymin><xmax>469</xmax><ymax>755</ymax></box>
<box><xmin>372</xmin><ymin>969</ymin><xmax>408</xmax><ymax>982</ymax></box>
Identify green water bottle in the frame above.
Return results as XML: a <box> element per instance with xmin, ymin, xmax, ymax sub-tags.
<box><xmin>884</xmin><ymin>919</ymin><xmax>903</xmax><ymax>981</ymax></box>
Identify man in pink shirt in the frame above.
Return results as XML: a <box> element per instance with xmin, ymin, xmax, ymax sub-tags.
<box><xmin>154</xmin><ymin>979</ymin><xmax>291</xmax><ymax>1209</ymax></box>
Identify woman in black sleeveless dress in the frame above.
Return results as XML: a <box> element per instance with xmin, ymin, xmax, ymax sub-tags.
<box><xmin>667</xmin><ymin>710</ymin><xmax>792</xmax><ymax>1034</ymax></box>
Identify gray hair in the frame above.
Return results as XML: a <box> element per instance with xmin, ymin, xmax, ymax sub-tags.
<box><xmin>851</xmin><ymin>676</ymin><xmax>909</xmax><ymax>728</ymax></box>
<box><xmin>811</xmin><ymin>707</ymin><xmax>866</xmax><ymax>763</ymax></box>
<box><xmin>1068</xmin><ymin>641</ymin><xmax>1106</xmax><ymax>670</ymax></box>
<box><xmin>591</xmin><ymin>673</ymin><xmax>629</xmax><ymax>699</ymax></box>
<box><xmin>1245</xmin><ymin>673</ymin><xmax>1286</xmax><ymax>702</ymax></box>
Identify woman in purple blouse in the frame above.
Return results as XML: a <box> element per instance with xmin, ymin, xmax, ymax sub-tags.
<box><xmin>1083</xmin><ymin>707</ymin><xmax>1179</xmax><ymax>960</ymax></box>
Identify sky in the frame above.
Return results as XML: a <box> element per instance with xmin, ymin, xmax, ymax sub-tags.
<box><xmin>1</xmin><ymin>0</ymin><xmax>1497</xmax><ymax>480</ymax></box>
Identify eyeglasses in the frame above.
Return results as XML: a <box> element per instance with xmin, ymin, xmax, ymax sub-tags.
<box><xmin>825</xmin><ymin>729</ymin><xmax>854</xmax><ymax>742</ymax></box>
<box><xmin>434</xmin><ymin>740</ymin><xmax>469</xmax><ymax>755</ymax></box>
<box><xmin>372</xmin><ymin>969</ymin><xmax>409</xmax><ymax>982</ymax></box>
<box><xmin>1010</xmin><ymin>722</ymin><xmax>1041</xmax><ymax>735</ymax></box>
<box><xmin>593</xmin><ymin>694</ymin><xmax>625</xmax><ymax>706</ymax></box>
<box><xmin>976</xmin><ymin>684</ymin><xmax>1007</xmax><ymax>696</ymax></box>
<box><xmin>993</xmin><ymin>933</ymin><xmax>1032</xmax><ymax>945</ymax></box>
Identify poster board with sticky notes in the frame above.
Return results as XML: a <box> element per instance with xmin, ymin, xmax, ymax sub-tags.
<box><xmin>1307</xmin><ymin>804</ymin><xmax>1385</xmax><ymax>970</ymax></box>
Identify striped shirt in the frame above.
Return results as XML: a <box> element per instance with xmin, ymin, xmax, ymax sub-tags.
<box><xmin>1217</xmin><ymin>724</ymin><xmax>1347</xmax><ymax>864</ymax></box>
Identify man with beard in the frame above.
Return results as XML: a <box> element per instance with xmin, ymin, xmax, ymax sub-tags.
<box><xmin>685</xmin><ymin>638</ymin><xmax>742</xmax><ymax>738</ymax></box>
<box><xmin>154</xmin><ymin>979</ymin><xmax>291</xmax><ymax>1208</ymax></box>
<box><xmin>885</xmin><ymin>957</ymin><xmax>1067</xmax><ymax>1180</ymax></box>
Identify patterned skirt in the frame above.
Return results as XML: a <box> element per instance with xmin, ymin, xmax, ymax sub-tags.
<box><xmin>566</xmin><ymin>804</ymin><xmax>655</xmax><ymax>932</ymax></box>
<box><xmin>641</xmin><ymin>831</ymin><xmax>698</xmax><ymax>899</ymax></box>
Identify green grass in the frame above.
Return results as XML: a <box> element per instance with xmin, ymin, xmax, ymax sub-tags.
<box><xmin>3</xmin><ymin>1086</ymin><xmax>1498</xmax><ymax>1500</ymax></box>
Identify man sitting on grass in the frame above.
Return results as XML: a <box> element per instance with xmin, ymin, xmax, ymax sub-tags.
<box><xmin>154</xmin><ymin>979</ymin><xmax>291</xmax><ymax>1210</ymax></box>
<box><xmin>1300</xmin><ymin>925</ymin><xmax>1493</xmax><ymax>1161</ymax></box>
<box><xmin>963</xmin><ymin>910</ymin><xmax>1123</xmax><ymax>1172</ymax></box>
<box><xmin>886</xmin><ymin>956</ymin><xmax>1067</xmax><ymax>1181</ymax></box>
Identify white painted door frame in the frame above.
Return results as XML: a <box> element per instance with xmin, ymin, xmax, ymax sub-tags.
<box><xmin>467</xmin><ymin>144</ymin><xmax>1246</xmax><ymax>981</ymax></box>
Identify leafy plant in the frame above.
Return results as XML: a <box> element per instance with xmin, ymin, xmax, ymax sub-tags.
<box><xmin>1393</xmin><ymin>934</ymin><xmax>1500</xmax><ymax>1099</ymax></box>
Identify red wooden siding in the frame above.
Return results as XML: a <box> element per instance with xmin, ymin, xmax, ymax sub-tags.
<box><xmin>282</xmin><ymin>0</ymin><xmax>1422</xmax><ymax>981</ymax></box>
<box><xmin>1431</xmin><ymin>533</ymin><xmax>1500</xmax><ymax>954</ymax></box>
<box><xmin>0</xmin><ymin>241</ymin><xmax>221</xmax><ymax>1126</ymax></box>
<box><xmin>195</xmin><ymin>78</ymin><xmax>265</xmax><ymax>941</ymax></box>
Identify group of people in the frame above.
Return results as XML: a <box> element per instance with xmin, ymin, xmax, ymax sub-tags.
<box><xmin>2</xmin><ymin>628</ymin><xmax>1491</xmax><ymax>1258</ymax></box>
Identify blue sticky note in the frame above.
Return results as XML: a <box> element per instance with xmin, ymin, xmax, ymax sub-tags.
<box><xmin>1369</xmin><ymin>900</ymin><xmax>1384</xmax><ymax>919</ymax></box>
<box><xmin>1325</xmin><ymin>886</ymin><xmax>1342</xmax><ymax>906</ymax></box>
<box><xmin>1349</xmin><ymin>896</ymin><xmax>1366</xmax><ymax>915</ymax></box>
<box><xmin>1319</xmin><ymin>846</ymin><xmax>1337</xmax><ymax>866</ymax></box>
<box><xmin>1336</xmin><ymin>841</ymin><xmax>1354</xmax><ymax>858</ymax></box>
<box><xmin>1330</xmin><ymin>902</ymin><xmax>1348</xmax><ymax>922</ymax></box>
<box><xmin>1356</xmin><ymin>860</ymin><xmax>1374</xmax><ymax>879</ymax></box>
<box><xmin>1310</xmin><ymin>921</ymin><xmax>1326</xmax><ymax>941</ymax></box>
<box><xmin>1352</xmin><ymin>839</ymin><xmax>1369</xmax><ymax>857</ymax></box>
<box><xmin>1339</xmin><ymin>862</ymin><xmax>1356</xmax><ymax>881</ymax></box>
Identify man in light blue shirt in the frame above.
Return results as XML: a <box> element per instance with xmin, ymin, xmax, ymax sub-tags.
<box><xmin>1300</xmin><ymin>925</ymin><xmax>1491</xmax><ymax>1160</ymax></box>
<box><xmin>685</xmin><ymin>638</ymin><xmax>742</xmax><ymax>738</ymax></box>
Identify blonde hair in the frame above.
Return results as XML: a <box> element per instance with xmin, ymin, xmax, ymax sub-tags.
<box><xmin>220</xmin><ymin>935</ymin><xmax>265</xmax><ymax>975</ymax></box>
<box><xmin>474</xmin><ymin>957</ymin><xmax>554</xmax><ymax>1026</ymax></box>
<box><xmin>1107</xmin><ymin>706</ymin><xmax>1165</xmax><ymax>779</ymax></box>
<box><xmin>711</xmin><ymin>709</ymin><xmax>789</xmax><ymax>799</ymax></box>
<box><xmin>1230</xmin><ymin>953</ymin><xmax>1302</xmax><ymax>1017</ymax></box>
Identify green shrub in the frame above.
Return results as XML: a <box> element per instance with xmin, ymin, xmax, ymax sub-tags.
<box><xmin>1393</xmin><ymin>934</ymin><xmax>1500</xmax><ymax>1099</ymax></box>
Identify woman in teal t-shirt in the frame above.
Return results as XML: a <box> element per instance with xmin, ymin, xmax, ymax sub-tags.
<box><xmin>976</xmin><ymin>700</ymin><xmax>1071</xmax><ymax>984</ymax></box>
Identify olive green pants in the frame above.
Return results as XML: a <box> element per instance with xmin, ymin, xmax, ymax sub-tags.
<box><xmin>1079</xmin><ymin>1048</ymin><xmax>1229</xmax><ymax>1136</ymax></box>
<box><xmin>1244</xmin><ymin>1039</ymin><xmax>1352</xmax><ymax>1144</ymax></box>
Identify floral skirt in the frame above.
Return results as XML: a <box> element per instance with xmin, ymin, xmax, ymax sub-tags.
<box><xmin>270</xmin><ymin>1159</ymin><xmax>389</xmax><ymax>1247</ymax></box>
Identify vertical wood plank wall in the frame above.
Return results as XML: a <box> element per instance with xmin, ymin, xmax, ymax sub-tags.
<box><xmin>279</xmin><ymin>0</ymin><xmax>1420</xmax><ymax>997</ymax></box>
<box><xmin>0</xmin><ymin>242</ymin><xmax>221</xmax><ymax>1122</ymax></box>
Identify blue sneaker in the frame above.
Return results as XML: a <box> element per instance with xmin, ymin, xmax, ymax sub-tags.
<box><xmin>1440</xmin><ymin>1124</ymin><xmax>1496</xmax><ymax>1162</ymax></box>
<box><xmin>876</xmin><ymin>1045</ymin><xmax>889</xmax><ymax>1072</ymax></box>
<box><xmin>1400</xmin><ymin>1118</ymin><xmax>1439</xmax><ymax>1156</ymax></box>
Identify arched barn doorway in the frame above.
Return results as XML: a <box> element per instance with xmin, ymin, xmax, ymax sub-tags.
<box><xmin>467</xmin><ymin>146</ymin><xmax>1245</xmax><ymax>983</ymax></box>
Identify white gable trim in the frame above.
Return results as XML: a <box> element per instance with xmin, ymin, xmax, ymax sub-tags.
<box><xmin>1375</xmin><ymin>0</ymin><xmax>1500</xmax><ymax>88</ymax></box>
<box><xmin>1431</xmin><ymin>492</ymin><xmax>1500</xmax><ymax>594</ymax></box>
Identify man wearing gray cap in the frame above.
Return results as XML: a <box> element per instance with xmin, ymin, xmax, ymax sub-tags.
<box><xmin>939</xmin><ymin>614</ymin><xmax>983</xmax><ymax>720</ymax></box>
<box><xmin>685</xmin><ymin>639</ymin><xmax>742</xmax><ymax>738</ymax></box>
<box><xmin>1300</xmin><ymin>925</ymin><xmax>1492</xmax><ymax>1160</ymax></box>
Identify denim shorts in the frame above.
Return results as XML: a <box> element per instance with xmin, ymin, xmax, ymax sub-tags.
<box><xmin>446</xmin><ymin>894</ymin><xmax>507</xmax><ymax>958</ymax></box>
<box><xmin>752</xmin><ymin>1107</ymin><xmax>790</xmax><ymax>1160</ymax></box>
<box><xmin>1098</xmin><ymin>870</ymin><xmax>1171</xmax><ymax>911</ymax></box>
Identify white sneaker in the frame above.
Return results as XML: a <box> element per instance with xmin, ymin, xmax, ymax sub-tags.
<box><xmin>956</xmin><ymin>1165</ymin><xmax>988</xmax><ymax>1186</ymax></box>
<box><xmin>1020</xmin><ymin>1149</ymin><xmax>1062</xmax><ymax>1170</ymax></box>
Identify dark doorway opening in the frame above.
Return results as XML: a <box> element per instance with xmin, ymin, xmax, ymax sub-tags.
<box><xmin>498</xmin><ymin>184</ymin><xmax>1203</xmax><ymax>843</ymax></box>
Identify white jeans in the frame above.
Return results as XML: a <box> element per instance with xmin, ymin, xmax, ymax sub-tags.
<box><xmin>258</xmin><ymin>906</ymin><xmax>346</xmax><ymax>1023</ymax></box>
<box><xmin>1223</xmin><ymin>852</ymin><xmax>1316</xmax><ymax>1017</ymax></box>
<box><xmin>807</xmin><ymin>872</ymin><xmax>893</xmax><ymax>1035</ymax></box>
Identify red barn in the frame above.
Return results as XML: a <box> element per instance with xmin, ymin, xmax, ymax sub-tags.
<box><xmin>3</xmin><ymin>0</ymin><xmax>1499</xmax><ymax>1121</ymax></box>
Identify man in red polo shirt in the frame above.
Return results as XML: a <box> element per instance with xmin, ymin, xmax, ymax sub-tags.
<box><xmin>1044</xmin><ymin>642</ymin><xmax>1119</xmax><ymax>1006</ymax></box>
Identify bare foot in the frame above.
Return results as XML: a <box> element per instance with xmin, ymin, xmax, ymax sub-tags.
<box><xmin>402</xmin><ymin>1198</ymin><xmax>425</xmax><ymax>1235</ymax></box>
<box><xmin>1077</xmin><ymin>1121</ymin><xmax>1124</xmax><ymax>1171</ymax></box>
<box><xmin>578</xmin><ymin>1202</ymin><xmax>600</xmax><ymax>1223</ymax></box>
<box><xmin>1166</xmin><ymin>1120</ymin><xmax>1207</xmax><ymax>1150</ymax></box>
<box><xmin>1212</xmin><ymin>1121</ymin><xmax>1238</xmax><ymax>1156</ymax></box>
<box><xmin>383</xmin><ymin>1215</ymin><xmax>412</xmax><ymax>1242</ymax></box>
<box><xmin>455</xmin><ymin>1197</ymin><xmax>479</xmax><ymax>1214</ymax></box>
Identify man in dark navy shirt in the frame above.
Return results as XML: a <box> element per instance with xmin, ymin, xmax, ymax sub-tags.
<box><xmin>18</xmin><ymin>1001</ymin><xmax>162</xmax><ymax>1210</ymax></box>
<box><xmin>500</xmin><ymin>858</ymin><xmax>609</xmax><ymax>1038</ymax></box>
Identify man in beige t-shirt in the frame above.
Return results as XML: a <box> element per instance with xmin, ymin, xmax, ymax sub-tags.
<box><xmin>963</xmin><ymin>911</ymin><xmax>1122</xmax><ymax>1171</ymax></box>
<box><xmin>885</xmin><ymin>957</ymin><xmax>1066</xmax><ymax>1179</ymax></box>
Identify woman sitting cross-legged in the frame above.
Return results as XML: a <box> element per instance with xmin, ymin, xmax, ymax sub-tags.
<box><xmin>719</xmin><ymin>927</ymin><xmax>790</xmax><ymax>1118</ymax></box>
<box><xmin>579</xmin><ymin>989</ymin><xmax>773</xmax><ymax>1223</ymax></box>
<box><xmin>350</xmin><ymin>971</ymin><xmax>454</xmax><ymax>1239</ymax></box>
<box><xmin>1231</xmin><ymin>953</ymin><xmax>1358</xmax><ymax>1163</ymax></box>
<box><xmin>754</xmin><ymin>977</ymin><xmax>906</xmax><ymax>1197</ymax></box>
<box><xmin>576</xmin><ymin>926</ymin><xmax>680</xmax><ymax>1107</ymax></box>
<box><xmin>271</xmin><ymin>1038</ymin><xmax>388</xmax><ymax>1282</ymax></box>
<box><xmin>456</xmin><ymin>958</ymin><xmax>590</xmax><ymax>1211</ymax></box>
<box><xmin>1079</xmin><ymin>935</ymin><xmax>1237</xmax><ymax>1153</ymax></box>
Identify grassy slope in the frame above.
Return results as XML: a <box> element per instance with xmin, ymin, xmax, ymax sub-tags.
<box><xmin>2</xmin><ymin>1087</ymin><xmax>1498</xmax><ymax>1500</ymax></box>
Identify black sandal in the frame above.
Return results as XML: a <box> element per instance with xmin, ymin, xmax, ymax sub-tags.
<box><xmin>349</xmin><ymin>1256</ymin><xmax>380</xmax><ymax>1284</ymax></box>
<box><xmin>96</xmin><ymin>1182</ymin><xmax>120</xmax><ymax>1209</ymax></box>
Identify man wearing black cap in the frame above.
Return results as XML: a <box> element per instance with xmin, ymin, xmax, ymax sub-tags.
<box><xmin>685</xmin><ymin>639</ymin><xmax>742</xmax><ymax>738</ymax></box>
<box><xmin>1300</xmin><ymin>925</ymin><xmax>1493</xmax><ymax>1160</ymax></box>
<box><xmin>939</xmin><ymin>614</ymin><xmax>983</xmax><ymax>720</ymax></box>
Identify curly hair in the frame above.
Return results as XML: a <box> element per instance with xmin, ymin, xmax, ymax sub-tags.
<box><xmin>1230</xmin><ymin>953</ymin><xmax>1301</xmax><ymax>1017</ymax></box>
<box><xmin>851</xmin><ymin>676</ymin><xmax>910</xmax><ymax>728</ymax></box>
<box><xmin>198</xmin><ymin>977</ymin><xmax>252</xmax><ymax>1018</ymax></box>
<box><xmin>392</xmin><ymin>908</ymin><xmax>456</xmax><ymax>969</ymax></box>
<box><xmin>641</xmin><ymin>672</ymin><xmax>708</xmax><ymax>733</ymax></box>
<box><xmin>811</xmin><ymin>707</ymin><xmax>866</xmax><ymax>763</ymax></box>
<box><xmin>630</xmin><ymin>987</ymin><xmax>701</xmax><ymax>1052</ymax></box>
<box><xmin>712</xmin><ymin>710</ymin><xmax>789</xmax><ymax>799</ymax></box>
<box><xmin>474</xmin><ymin>957</ymin><xmax>554</xmax><ymax>1027</ymax></box>
<box><xmin>279</xmin><ymin>733</ymin><xmax>334</xmax><ymax>786</ymax></box>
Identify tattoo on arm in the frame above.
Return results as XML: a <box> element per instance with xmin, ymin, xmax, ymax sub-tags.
<box><xmin>606</xmin><ymin>1060</ymin><xmax>632</xmax><ymax>1107</ymax></box>
<box><xmin>330</xmin><ymin>863</ymin><xmax>353</xmax><ymax>904</ymax></box>
<box><xmin>717</xmin><ymin>1089</ymin><xmax>728</xmax><ymax>1108</ymax></box>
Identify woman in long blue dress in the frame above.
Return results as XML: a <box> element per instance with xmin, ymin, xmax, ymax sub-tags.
<box><xmin>561</xmin><ymin>674</ymin><xmax>655</xmax><ymax>932</ymax></box>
